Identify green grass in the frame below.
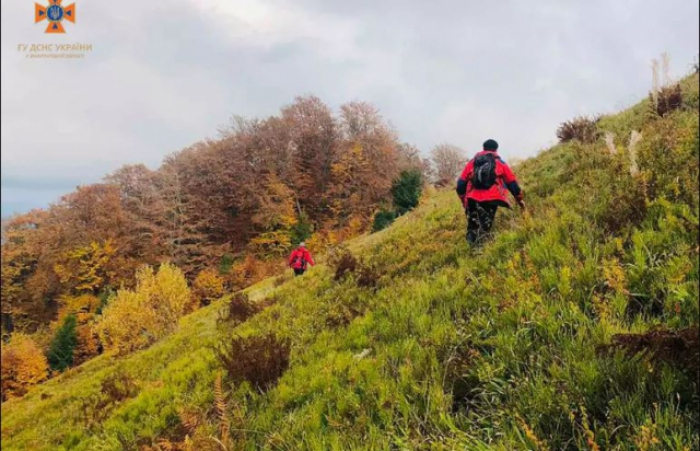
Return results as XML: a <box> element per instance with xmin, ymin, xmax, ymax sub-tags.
<box><xmin>2</xmin><ymin>73</ymin><xmax>698</xmax><ymax>451</ymax></box>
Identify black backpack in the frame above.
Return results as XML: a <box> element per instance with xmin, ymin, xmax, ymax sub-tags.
<box><xmin>471</xmin><ymin>153</ymin><xmax>497</xmax><ymax>189</ymax></box>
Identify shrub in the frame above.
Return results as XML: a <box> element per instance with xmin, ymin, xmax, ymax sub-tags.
<box><xmin>218</xmin><ymin>293</ymin><xmax>261</xmax><ymax>325</ymax></box>
<box><xmin>651</xmin><ymin>83</ymin><xmax>683</xmax><ymax>117</ymax></box>
<box><xmin>372</xmin><ymin>208</ymin><xmax>397</xmax><ymax>232</ymax></box>
<box><xmin>556</xmin><ymin>116</ymin><xmax>601</xmax><ymax>143</ymax></box>
<box><xmin>636</xmin><ymin>111</ymin><xmax>699</xmax><ymax>207</ymax></box>
<box><xmin>1</xmin><ymin>334</ymin><xmax>49</xmax><ymax>401</ymax></box>
<box><xmin>216</xmin><ymin>333</ymin><xmax>291</xmax><ymax>392</ymax></box>
<box><xmin>324</xmin><ymin>296</ymin><xmax>368</xmax><ymax>329</ymax></box>
<box><xmin>191</xmin><ymin>269</ymin><xmax>225</xmax><ymax>310</ymax></box>
<box><xmin>218</xmin><ymin>254</ymin><xmax>235</xmax><ymax>275</ymax></box>
<box><xmin>391</xmin><ymin>169</ymin><xmax>423</xmax><ymax>215</ymax></box>
<box><xmin>597</xmin><ymin>179</ymin><xmax>647</xmax><ymax>234</ymax></box>
<box><xmin>78</xmin><ymin>370</ymin><xmax>140</xmax><ymax>430</ymax></box>
<box><xmin>229</xmin><ymin>254</ymin><xmax>261</xmax><ymax>290</ymax></box>
<box><xmin>100</xmin><ymin>370</ymin><xmax>139</xmax><ymax>403</ymax></box>
<box><xmin>96</xmin><ymin>263</ymin><xmax>190</xmax><ymax>354</ymax></box>
<box><xmin>46</xmin><ymin>314</ymin><xmax>78</xmax><ymax>371</ymax></box>
<box><xmin>597</xmin><ymin>326</ymin><xmax>699</xmax><ymax>377</ymax></box>
<box><xmin>329</xmin><ymin>247</ymin><xmax>381</xmax><ymax>288</ymax></box>
<box><xmin>330</xmin><ymin>249</ymin><xmax>358</xmax><ymax>281</ymax></box>
<box><xmin>356</xmin><ymin>264</ymin><xmax>381</xmax><ymax>289</ymax></box>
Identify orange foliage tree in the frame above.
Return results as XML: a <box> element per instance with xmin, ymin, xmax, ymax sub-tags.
<box><xmin>1</xmin><ymin>334</ymin><xmax>49</xmax><ymax>401</ymax></box>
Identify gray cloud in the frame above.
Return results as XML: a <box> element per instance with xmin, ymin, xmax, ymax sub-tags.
<box><xmin>1</xmin><ymin>0</ymin><xmax>698</xmax><ymax>215</ymax></box>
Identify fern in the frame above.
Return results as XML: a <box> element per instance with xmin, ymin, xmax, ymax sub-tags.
<box><xmin>177</xmin><ymin>407</ymin><xmax>201</xmax><ymax>435</ymax></box>
<box><xmin>214</xmin><ymin>372</ymin><xmax>230</xmax><ymax>447</ymax></box>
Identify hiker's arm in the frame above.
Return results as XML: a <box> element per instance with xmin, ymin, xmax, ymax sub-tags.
<box><xmin>455</xmin><ymin>162</ymin><xmax>471</xmax><ymax>198</ymax></box>
<box><xmin>288</xmin><ymin>252</ymin><xmax>295</xmax><ymax>267</ymax></box>
<box><xmin>502</xmin><ymin>164</ymin><xmax>524</xmax><ymax>205</ymax></box>
<box><xmin>307</xmin><ymin>253</ymin><xmax>315</xmax><ymax>266</ymax></box>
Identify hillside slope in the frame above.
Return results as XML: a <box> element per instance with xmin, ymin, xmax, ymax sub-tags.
<box><xmin>2</xmin><ymin>74</ymin><xmax>698</xmax><ymax>451</ymax></box>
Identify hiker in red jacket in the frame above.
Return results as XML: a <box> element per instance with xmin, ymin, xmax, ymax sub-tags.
<box><xmin>456</xmin><ymin>139</ymin><xmax>525</xmax><ymax>245</ymax></box>
<box><xmin>288</xmin><ymin>242</ymin><xmax>315</xmax><ymax>276</ymax></box>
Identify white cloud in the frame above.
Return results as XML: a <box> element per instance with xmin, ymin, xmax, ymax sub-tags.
<box><xmin>188</xmin><ymin>0</ymin><xmax>362</xmax><ymax>59</ymax></box>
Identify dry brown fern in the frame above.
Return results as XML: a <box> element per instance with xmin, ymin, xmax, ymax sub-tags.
<box><xmin>177</xmin><ymin>406</ymin><xmax>202</xmax><ymax>436</ymax></box>
<box><xmin>156</xmin><ymin>439</ymin><xmax>176</xmax><ymax>451</ymax></box>
<box><xmin>214</xmin><ymin>372</ymin><xmax>230</xmax><ymax>446</ymax></box>
<box><xmin>556</xmin><ymin>116</ymin><xmax>601</xmax><ymax>143</ymax></box>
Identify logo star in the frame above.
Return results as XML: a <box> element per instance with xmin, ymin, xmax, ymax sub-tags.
<box><xmin>35</xmin><ymin>0</ymin><xmax>76</xmax><ymax>34</ymax></box>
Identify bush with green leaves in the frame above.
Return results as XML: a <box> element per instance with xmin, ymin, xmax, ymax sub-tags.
<box><xmin>46</xmin><ymin>314</ymin><xmax>78</xmax><ymax>372</ymax></box>
<box><xmin>391</xmin><ymin>168</ymin><xmax>423</xmax><ymax>215</ymax></box>
<box><xmin>218</xmin><ymin>254</ymin><xmax>235</xmax><ymax>275</ymax></box>
<box><xmin>371</xmin><ymin>208</ymin><xmax>397</xmax><ymax>232</ymax></box>
<box><xmin>371</xmin><ymin>170</ymin><xmax>423</xmax><ymax>232</ymax></box>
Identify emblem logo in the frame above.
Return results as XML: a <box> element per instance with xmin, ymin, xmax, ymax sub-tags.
<box><xmin>35</xmin><ymin>0</ymin><xmax>76</xmax><ymax>34</ymax></box>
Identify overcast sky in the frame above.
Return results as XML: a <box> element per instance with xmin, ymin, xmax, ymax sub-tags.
<box><xmin>1</xmin><ymin>0</ymin><xmax>698</xmax><ymax>215</ymax></box>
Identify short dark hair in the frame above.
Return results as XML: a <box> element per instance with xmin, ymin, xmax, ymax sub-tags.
<box><xmin>483</xmin><ymin>139</ymin><xmax>499</xmax><ymax>151</ymax></box>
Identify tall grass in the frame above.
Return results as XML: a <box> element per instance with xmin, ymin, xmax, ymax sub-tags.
<box><xmin>1</xmin><ymin>73</ymin><xmax>698</xmax><ymax>451</ymax></box>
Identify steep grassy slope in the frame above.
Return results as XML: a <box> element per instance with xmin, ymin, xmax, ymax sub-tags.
<box><xmin>2</xmin><ymin>74</ymin><xmax>698</xmax><ymax>451</ymax></box>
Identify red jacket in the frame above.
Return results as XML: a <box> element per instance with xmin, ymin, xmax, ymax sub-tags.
<box><xmin>289</xmin><ymin>247</ymin><xmax>315</xmax><ymax>270</ymax></box>
<box><xmin>456</xmin><ymin>150</ymin><xmax>522</xmax><ymax>208</ymax></box>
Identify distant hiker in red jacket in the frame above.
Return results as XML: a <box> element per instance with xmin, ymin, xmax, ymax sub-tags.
<box><xmin>456</xmin><ymin>139</ymin><xmax>525</xmax><ymax>245</ymax></box>
<box><xmin>288</xmin><ymin>242</ymin><xmax>315</xmax><ymax>276</ymax></box>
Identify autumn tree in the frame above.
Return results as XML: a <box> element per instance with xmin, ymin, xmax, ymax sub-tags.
<box><xmin>104</xmin><ymin>164</ymin><xmax>165</xmax><ymax>264</ymax></box>
<box><xmin>328</xmin><ymin>102</ymin><xmax>401</xmax><ymax>229</ymax></box>
<box><xmin>280</xmin><ymin>96</ymin><xmax>338</xmax><ymax>222</ymax></box>
<box><xmin>1</xmin><ymin>334</ymin><xmax>49</xmax><ymax>401</ymax></box>
<box><xmin>1</xmin><ymin>209</ymin><xmax>54</xmax><ymax>331</ymax></box>
<box><xmin>96</xmin><ymin>263</ymin><xmax>190</xmax><ymax>354</ymax></box>
<box><xmin>249</xmin><ymin>174</ymin><xmax>299</xmax><ymax>256</ymax></box>
<box><xmin>430</xmin><ymin>143</ymin><xmax>465</xmax><ymax>186</ymax></box>
<box><xmin>397</xmin><ymin>143</ymin><xmax>431</xmax><ymax>180</ymax></box>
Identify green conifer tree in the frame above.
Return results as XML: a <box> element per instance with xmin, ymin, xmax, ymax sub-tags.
<box><xmin>47</xmin><ymin>314</ymin><xmax>78</xmax><ymax>371</ymax></box>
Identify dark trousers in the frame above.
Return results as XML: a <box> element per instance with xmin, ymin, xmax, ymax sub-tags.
<box><xmin>293</xmin><ymin>268</ymin><xmax>306</xmax><ymax>277</ymax></box>
<box><xmin>466</xmin><ymin>199</ymin><xmax>499</xmax><ymax>244</ymax></box>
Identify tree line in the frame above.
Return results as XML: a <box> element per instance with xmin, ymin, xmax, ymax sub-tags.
<box><xmin>2</xmin><ymin>95</ymin><xmax>469</xmax><ymax>336</ymax></box>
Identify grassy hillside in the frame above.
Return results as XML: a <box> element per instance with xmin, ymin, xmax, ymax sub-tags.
<box><xmin>2</xmin><ymin>74</ymin><xmax>698</xmax><ymax>451</ymax></box>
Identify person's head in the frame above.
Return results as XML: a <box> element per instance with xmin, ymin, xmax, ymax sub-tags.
<box><xmin>299</xmin><ymin>242</ymin><xmax>306</xmax><ymax>248</ymax></box>
<box><xmin>483</xmin><ymin>139</ymin><xmax>499</xmax><ymax>151</ymax></box>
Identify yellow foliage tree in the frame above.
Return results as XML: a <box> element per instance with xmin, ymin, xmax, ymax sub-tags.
<box><xmin>56</xmin><ymin>294</ymin><xmax>101</xmax><ymax>322</ymax></box>
<box><xmin>190</xmin><ymin>268</ymin><xmax>225</xmax><ymax>311</ymax></box>
<box><xmin>96</xmin><ymin>263</ymin><xmax>190</xmax><ymax>354</ymax></box>
<box><xmin>250</xmin><ymin>175</ymin><xmax>298</xmax><ymax>256</ymax></box>
<box><xmin>54</xmin><ymin>240</ymin><xmax>117</xmax><ymax>293</ymax></box>
<box><xmin>1</xmin><ymin>334</ymin><xmax>49</xmax><ymax>401</ymax></box>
